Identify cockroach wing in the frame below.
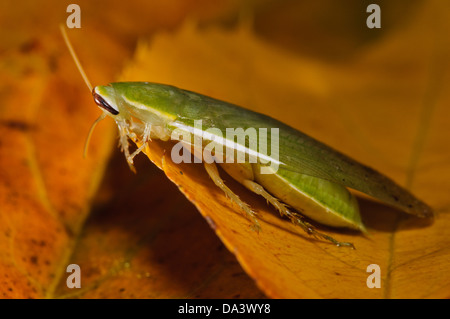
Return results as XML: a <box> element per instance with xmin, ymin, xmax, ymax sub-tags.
<box><xmin>274</xmin><ymin>126</ymin><xmax>433</xmax><ymax>218</ymax></box>
<box><xmin>112</xmin><ymin>83</ymin><xmax>433</xmax><ymax>219</ymax></box>
<box><xmin>173</xmin><ymin>89</ymin><xmax>433</xmax><ymax>219</ymax></box>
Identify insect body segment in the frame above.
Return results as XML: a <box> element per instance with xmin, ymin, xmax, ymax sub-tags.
<box><xmin>89</xmin><ymin>81</ymin><xmax>433</xmax><ymax>247</ymax></box>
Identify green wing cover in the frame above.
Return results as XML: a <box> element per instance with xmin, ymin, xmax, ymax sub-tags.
<box><xmin>174</xmin><ymin>87</ymin><xmax>432</xmax><ymax>218</ymax></box>
<box><xmin>114</xmin><ymin>82</ymin><xmax>433</xmax><ymax>218</ymax></box>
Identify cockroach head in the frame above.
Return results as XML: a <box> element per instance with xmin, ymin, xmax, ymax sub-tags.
<box><xmin>92</xmin><ymin>86</ymin><xmax>119</xmax><ymax>116</ymax></box>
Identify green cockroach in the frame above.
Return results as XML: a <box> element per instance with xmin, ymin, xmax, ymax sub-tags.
<box><xmin>62</xmin><ymin>27</ymin><xmax>433</xmax><ymax>248</ymax></box>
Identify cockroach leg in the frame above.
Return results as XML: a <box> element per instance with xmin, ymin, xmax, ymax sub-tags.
<box><xmin>127</xmin><ymin>123</ymin><xmax>152</xmax><ymax>164</ymax></box>
<box><xmin>204</xmin><ymin>162</ymin><xmax>260</xmax><ymax>232</ymax></box>
<box><xmin>242</xmin><ymin>179</ymin><xmax>355</xmax><ymax>248</ymax></box>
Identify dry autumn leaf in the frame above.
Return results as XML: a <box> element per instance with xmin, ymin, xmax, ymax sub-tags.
<box><xmin>1</xmin><ymin>0</ymin><xmax>264</xmax><ymax>299</ymax></box>
<box><xmin>0</xmin><ymin>33</ymin><xmax>118</xmax><ymax>298</ymax></box>
<box><xmin>1</xmin><ymin>0</ymin><xmax>449</xmax><ymax>299</ymax></box>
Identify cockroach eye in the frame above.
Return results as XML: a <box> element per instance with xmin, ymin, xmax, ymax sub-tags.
<box><xmin>92</xmin><ymin>92</ymin><xmax>119</xmax><ymax>115</ymax></box>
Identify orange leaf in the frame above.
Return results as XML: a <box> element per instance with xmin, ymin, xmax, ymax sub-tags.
<box><xmin>0</xmin><ymin>32</ymin><xmax>118</xmax><ymax>298</ymax></box>
<box><xmin>2</xmin><ymin>0</ymin><xmax>449</xmax><ymax>299</ymax></box>
<box><xmin>0</xmin><ymin>0</ymin><xmax>261</xmax><ymax>299</ymax></box>
<box><xmin>51</xmin><ymin>151</ymin><xmax>265</xmax><ymax>298</ymax></box>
